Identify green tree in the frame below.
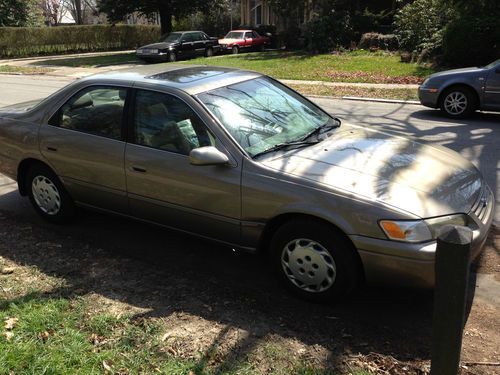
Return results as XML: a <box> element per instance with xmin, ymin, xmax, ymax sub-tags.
<box><xmin>97</xmin><ymin>0</ymin><xmax>211</xmax><ymax>34</ymax></box>
<box><xmin>0</xmin><ymin>0</ymin><xmax>43</xmax><ymax>26</ymax></box>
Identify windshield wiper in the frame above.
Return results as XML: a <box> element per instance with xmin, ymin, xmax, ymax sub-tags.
<box><xmin>252</xmin><ymin>140</ymin><xmax>320</xmax><ymax>159</ymax></box>
<box><xmin>301</xmin><ymin>119</ymin><xmax>341</xmax><ymax>142</ymax></box>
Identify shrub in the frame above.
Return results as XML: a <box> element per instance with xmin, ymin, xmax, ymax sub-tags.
<box><xmin>393</xmin><ymin>0</ymin><xmax>452</xmax><ymax>56</ymax></box>
<box><xmin>442</xmin><ymin>6</ymin><xmax>500</xmax><ymax>66</ymax></box>
<box><xmin>358</xmin><ymin>33</ymin><xmax>399</xmax><ymax>51</ymax></box>
<box><xmin>0</xmin><ymin>24</ymin><xmax>161</xmax><ymax>58</ymax></box>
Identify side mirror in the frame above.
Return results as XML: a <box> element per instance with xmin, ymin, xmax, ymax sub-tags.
<box><xmin>189</xmin><ymin>146</ymin><xmax>229</xmax><ymax>166</ymax></box>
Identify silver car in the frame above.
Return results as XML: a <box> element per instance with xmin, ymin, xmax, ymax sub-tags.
<box><xmin>0</xmin><ymin>65</ymin><xmax>494</xmax><ymax>301</ymax></box>
<box><xmin>418</xmin><ymin>58</ymin><xmax>500</xmax><ymax>118</ymax></box>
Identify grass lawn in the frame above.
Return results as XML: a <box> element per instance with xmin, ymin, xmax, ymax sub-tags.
<box><xmin>35</xmin><ymin>53</ymin><xmax>140</xmax><ymax>68</ymax></box>
<box><xmin>185</xmin><ymin>50</ymin><xmax>435</xmax><ymax>84</ymax></box>
<box><xmin>0</xmin><ymin>65</ymin><xmax>52</xmax><ymax>74</ymax></box>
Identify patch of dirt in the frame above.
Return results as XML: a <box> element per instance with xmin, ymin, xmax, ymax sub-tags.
<box><xmin>0</xmin><ymin>209</ymin><xmax>498</xmax><ymax>374</ymax></box>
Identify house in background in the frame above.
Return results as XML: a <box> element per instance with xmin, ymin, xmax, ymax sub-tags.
<box><xmin>240</xmin><ymin>0</ymin><xmax>278</xmax><ymax>27</ymax></box>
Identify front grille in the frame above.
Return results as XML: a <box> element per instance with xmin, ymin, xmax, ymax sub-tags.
<box><xmin>470</xmin><ymin>186</ymin><xmax>490</xmax><ymax>224</ymax></box>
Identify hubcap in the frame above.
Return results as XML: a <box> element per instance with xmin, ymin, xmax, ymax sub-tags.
<box><xmin>32</xmin><ymin>176</ymin><xmax>61</xmax><ymax>215</ymax></box>
<box><xmin>444</xmin><ymin>91</ymin><xmax>467</xmax><ymax>115</ymax></box>
<box><xmin>281</xmin><ymin>238</ymin><xmax>337</xmax><ymax>293</ymax></box>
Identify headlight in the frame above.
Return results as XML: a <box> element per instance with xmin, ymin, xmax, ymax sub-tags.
<box><xmin>424</xmin><ymin>214</ymin><xmax>467</xmax><ymax>238</ymax></box>
<box><xmin>379</xmin><ymin>214</ymin><xmax>468</xmax><ymax>243</ymax></box>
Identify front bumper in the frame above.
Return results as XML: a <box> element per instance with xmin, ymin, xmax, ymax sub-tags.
<box><xmin>349</xmin><ymin>185</ymin><xmax>495</xmax><ymax>288</ymax></box>
<box><xmin>418</xmin><ymin>86</ymin><xmax>440</xmax><ymax>108</ymax></box>
<box><xmin>136</xmin><ymin>51</ymin><xmax>170</xmax><ymax>61</ymax></box>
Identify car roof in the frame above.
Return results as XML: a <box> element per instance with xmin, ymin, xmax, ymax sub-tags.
<box><xmin>82</xmin><ymin>64</ymin><xmax>262</xmax><ymax>95</ymax></box>
<box><xmin>228</xmin><ymin>30</ymin><xmax>253</xmax><ymax>32</ymax></box>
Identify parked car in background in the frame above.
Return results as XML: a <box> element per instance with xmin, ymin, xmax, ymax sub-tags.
<box><xmin>418</xmin><ymin>58</ymin><xmax>500</xmax><ymax>118</ymax></box>
<box><xmin>0</xmin><ymin>65</ymin><xmax>494</xmax><ymax>302</ymax></box>
<box><xmin>136</xmin><ymin>31</ymin><xmax>220</xmax><ymax>63</ymax></box>
<box><xmin>218</xmin><ymin>30</ymin><xmax>270</xmax><ymax>54</ymax></box>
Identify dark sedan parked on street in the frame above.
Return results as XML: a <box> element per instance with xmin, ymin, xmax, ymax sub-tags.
<box><xmin>418</xmin><ymin>59</ymin><xmax>500</xmax><ymax>118</ymax></box>
<box><xmin>136</xmin><ymin>31</ymin><xmax>220</xmax><ymax>63</ymax></box>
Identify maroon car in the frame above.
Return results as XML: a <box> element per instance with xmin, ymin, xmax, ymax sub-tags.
<box><xmin>218</xmin><ymin>30</ymin><xmax>270</xmax><ymax>54</ymax></box>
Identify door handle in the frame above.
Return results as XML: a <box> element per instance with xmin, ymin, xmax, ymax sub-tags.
<box><xmin>132</xmin><ymin>166</ymin><xmax>147</xmax><ymax>173</ymax></box>
<box><xmin>46</xmin><ymin>146</ymin><xmax>57</xmax><ymax>152</ymax></box>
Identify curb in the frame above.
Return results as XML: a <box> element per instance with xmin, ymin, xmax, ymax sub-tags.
<box><xmin>342</xmin><ymin>96</ymin><xmax>421</xmax><ymax>105</ymax></box>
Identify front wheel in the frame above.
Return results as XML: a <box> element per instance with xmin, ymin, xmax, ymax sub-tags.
<box><xmin>168</xmin><ymin>51</ymin><xmax>177</xmax><ymax>62</ymax></box>
<box><xmin>270</xmin><ymin>219</ymin><xmax>360</xmax><ymax>302</ymax></box>
<box><xmin>440</xmin><ymin>87</ymin><xmax>476</xmax><ymax>118</ymax></box>
<box><xmin>205</xmin><ymin>47</ymin><xmax>214</xmax><ymax>57</ymax></box>
<box><xmin>231</xmin><ymin>45</ymin><xmax>239</xmax><ymax>54</ymax></box>
<box><xmin>27</xmin><ymin>164</ymin><xmax>75</xmax><ymax>223</ymax></box>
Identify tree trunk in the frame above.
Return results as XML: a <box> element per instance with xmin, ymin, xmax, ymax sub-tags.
<box><xmin>158</xmin><ymin>2</ymin><xmax>172</xmax><ymax>35</ymax></box>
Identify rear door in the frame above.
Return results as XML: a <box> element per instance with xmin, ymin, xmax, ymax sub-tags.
<box><xmin>40</xmin><ymin>85</ymin><xmax>129</xmax><ymax>213</ymax></box>
<box><xmin>484</xmin><ymin>66</ymin><xmax>500</xmax><ymax>110</ymax></box>
<box><xmin>124</xmin><ymin>88</ymin><xmax>242</xmax><ymax>244</ymax></box>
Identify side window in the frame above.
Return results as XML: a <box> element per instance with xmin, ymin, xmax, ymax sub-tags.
<box><xmin>181</xmin><ymin>33</ymin><xmax>194</xmax><ymax>42</ymax></box>
<box><xmin>245</xmin><ymin>32</ymin><xmax>253</xmax><ymax>39</ymax></box>
<box><xmin>49</xmin><ymin>86</ymin><xmax>126</xmax><ymax>140</ymax></box>
<box><xmin>133</xmin><ymin>90</ymin><xmax>215</xmax><ymax>155</ymax></box>
<box><xmin>193</xmin><ymin>32</ymin><xmax>204</xmax><ymax>41</ymax></box>
<box><xmin>252</xmin><ymin>31</ymin><xmax>260</xmax><ymax>38</ymax></box>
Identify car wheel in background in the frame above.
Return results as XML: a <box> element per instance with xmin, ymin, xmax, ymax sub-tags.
<box><xmin>232</xmin><ymin>45</ymin><xmax>239</xmax><ymax>54</ymax></box>
<box><xmin>270</xmin><ymin>218</ymin><xmax>361</xmax><ymax>302</ymax></box>
<box><xmin>440</xmin><ymin>86</ymin><xmax>476</xmax><ymax>118</ymax></box>
<box><xmin>205</xmin><ymin>47</ymin><xmax>214</xmax><ymax>57</ymax></box>
<box><xmin>168</xmin><ymin>51</ymin><xmax>177</xmax><ymax>62</ymax></box>
<box><xmin>27</xmin><ymin>164</ymin><xmax>75</xmax><ymax>223</ymax></box>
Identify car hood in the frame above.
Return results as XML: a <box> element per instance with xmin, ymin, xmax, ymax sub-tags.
<box><xmin>138</xmin><ymin>42</ymin><xmax>177</xmax><ymax>50</ymax></box>
<box><xmin>429</xmin><ymin>66</ymin><xmax>485</xmax><ymax>79</ymax></box>
<box><xmin>218</xmin><ymin>38</ymin><xmax>242</xmax><ymax>44</ymax></box>
<box><xmin>261</xmin><ymin>124</ymin><xmax>482</xmax><ymax>218</ymax></box>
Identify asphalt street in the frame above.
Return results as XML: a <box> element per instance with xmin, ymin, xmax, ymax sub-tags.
<box><xmin>0</xmin><ymin>73</ymin><xmax>498</xmax><ymax>222</ymax></box>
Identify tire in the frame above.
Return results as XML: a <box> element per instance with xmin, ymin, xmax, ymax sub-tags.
<box><xmin>205</xmin><ymin>47</ymin><xmax>214</xmax><ymax>57</ymax></box>
<box><xmin>440</xmin><ymin>86</ymin><xmax>476</xmax><ymax>118</ymax></box>
<box><xmin>231</xmin><ymin>45</ymin><xmax>239</xmax><ymax>55</ymax></box>
<box><xmin>270</xmin><ymin>218</ymin><xmax>360</xmax><ymax>302</ymax></box>
<box><xmin>168</xmin><ymin>51</ymin><xmax>177</xmax><ymax>62</ymax></box>
<box><xmin>26</xmin><ymin>164</ymin><xmax>75</xmax><ymax>223</ymax></box>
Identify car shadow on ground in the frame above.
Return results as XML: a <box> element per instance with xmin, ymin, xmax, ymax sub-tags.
<box><xmin>0</xmin><ymin>197</ymin><xmax>446</xmax><ymax>371</ymax></box>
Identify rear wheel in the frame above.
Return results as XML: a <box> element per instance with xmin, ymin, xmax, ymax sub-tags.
<box><xmin>440</xmin><ymin>86</ymin><xmax>476</xmax><ymax>118</ymax></box>
<box><xmin>26</xmin><ymin>164</ymin><xmax>75</xmax><ymax>223</ymax></box>
<box><xmin>231</xmin><ymin>45</ymin><xmax>239</xmax><ymax>54</ymax></box>
<box><xmin>270</xmin><ymin>218</ymin><xmax>360</xmax><ymax>302</ymax></box>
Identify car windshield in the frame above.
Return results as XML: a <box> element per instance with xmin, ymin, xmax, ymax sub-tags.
<box><xmin>224</xmin><ymin>31</ymin><xmax>244</xmax><ymax>39</ymax></box>
<box><xmin>484</xmin><ymin>59</ymin><xmax>500</xmax><ymax>69</ymax></box>
<box><xmin>197</xmin><ymin>78</ymin><xmax>336</xmax><ymax>157</ymax></box>
<box><xmin>161</xmin><ymin>32</ymin><xmax>182</xmax><ymax>43</ymax></box>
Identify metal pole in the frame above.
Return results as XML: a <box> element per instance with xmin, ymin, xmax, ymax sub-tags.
<box><xmin>430</xmin><ymin>224</ymin><xmax>473</xmax><ymax>375</ymax></box>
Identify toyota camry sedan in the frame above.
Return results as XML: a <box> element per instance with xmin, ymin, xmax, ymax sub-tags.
<box><xmin>0</xmin><ymin>65</ymin><xmax>494</xmax><ymax>301</ymax></box>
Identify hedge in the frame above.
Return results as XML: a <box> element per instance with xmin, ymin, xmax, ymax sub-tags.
<box><xmin>0</xmin><ymin>24</ymin><xmax>161</xmax><ymax>58</ymax></box>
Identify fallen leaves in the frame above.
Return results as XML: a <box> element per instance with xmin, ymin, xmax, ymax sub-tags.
<box><xmin>0</xmin><ymin>267</ymin><xmax>15</xmax><ymax>275</ymax></box>
<box><xmin>3</xmin><ymin>317</ymin><xmax>18</xmax><ymax>341</ymax></box>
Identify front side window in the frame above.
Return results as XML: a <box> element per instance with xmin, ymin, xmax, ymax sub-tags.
<box><xmin>161</xmin><ymin>32</ymin><xmax>182</xmax><ymax>43</ymax></box>
<box><xmin>133</xmin><ymin>90</ymin><xmax>214</xmax><ymax>155</ymax></box>
<box><xmin>197</xmin><ymin>78</ymin><xmax>333</xmax><ymax>157</ymax></box>
<box><xmin>49</xmin><ymin>86</ymin><xmax>126</xmax><ymax>140</ymax></box>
